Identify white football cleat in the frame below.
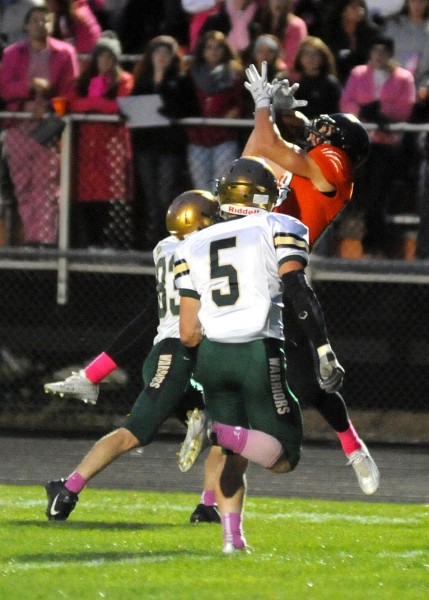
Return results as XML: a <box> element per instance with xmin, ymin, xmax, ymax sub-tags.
<box><xmin>177</xmin><ymin>408</ymin><xmax>210</xmax><ymax>472</ymax></box>
<box><xmin>347</xmin><ymin>442</ymin><xmax>380</xmax><ymax>495</ymax></box>
<box><xmin>44</xmin><ymin>370</ymin><xmax>99</xmax><ymax>405</ymax></box>
<box><xmin>222</xmin><ymin>542</ymin><xmax>252</xmax><ymax>555</ymax></box>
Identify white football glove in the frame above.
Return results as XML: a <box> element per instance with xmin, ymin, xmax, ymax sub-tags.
<box><xmin>244</xmin><ymin>61</ymin><xmax>272</xmax><ymax>109</ymax></box>
<box><xmin>316</xmin><ymin>344</ymin><xmax>345</xmax><ymax>393</ymax></box>
<box><xmin>272</xmin><ymin>78</ymin><xmax>308</xmax><ymax>111</ymax></box>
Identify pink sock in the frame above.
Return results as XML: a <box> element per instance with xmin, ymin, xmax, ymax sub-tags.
<box><xmin>337</xmin><ymin>422</ymin><xmax>362</xmax><ymax>455</ymax></box>
<box><xmin>221</xmin><ymin>512</ymin><xmax>246</xmax><ymax>549</ymax></box>
<box><xmin>65</xmin><ymin>471</ymin><xmax>87</xmax><ymax>494</ymax></box>
<box><xmin>84</xmin><ymin>352</ymin><xmax>118</xmax><ymax>383</ymax></box>
<box><xmin>212</xmin><ymin>423</ymin><xmax>283</xmax><ymax>468</ymax></box>
<box><xmin>201</xmin><ymin>490</ymin><xmax>216</xmax><ymax>506</ymax></box>
<box><xmin>212</xmin><ymin>423</ymin><xmax>248</xmax><ymax>454</ymax></box>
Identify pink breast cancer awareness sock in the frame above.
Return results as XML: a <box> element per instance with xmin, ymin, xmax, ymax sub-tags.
<box><xmin>212</xmin><ymin>423</ymin><xmax>284</xmax><ymax>468</ymax></box>
<box><xmin>84</xmin><ymin>352</ymin><xmax>118</xmax><ymax>383</ymax></box>
<box><xmin>337</xmin><ymin>421</ymin><xmax>362</xmax><ymax>456</ymax></box>
<box><xmin>201</xmin><ymin>490</ymin><xmax>216</xmax><ymax>506</ymax></box>
<box><xmin>221</xmin><ymin>512</ymin><xmax>246</xmax><ymax>549</ymax></box>
<box><xmin>64</xmin><ymin>471</ymin><xmax>87</xmax><ymax>495</ymax></box>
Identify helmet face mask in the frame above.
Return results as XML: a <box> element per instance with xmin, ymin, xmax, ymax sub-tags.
<box><xmin>305</xmin><ymin>114</ymin><xmax>339</xmax><ymax>145</ymax></box>
<box><xmin>165</xmin><ymin>190</ymin><xmax>221</xmax><ymax>239</ymax></box>
<box><xmin>217</xmin><ymin>156</ymin><xmax>278</xmax><ymax>217</ymax></box>
<box><xmin>305</xmin><ymin>113</ymin><xmax>370</xmax><ymax>169</ymax></box>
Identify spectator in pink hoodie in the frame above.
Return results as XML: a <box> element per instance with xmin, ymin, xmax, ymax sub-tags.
<box><xmin>340</xmin><ymin>35</ymin><xmax>416</xmax><ymax>256</ymax></box>
<box><xmin>0</xmin><ymin>5</ymin><xmax>79</xmax><ymax>246</ymax></box>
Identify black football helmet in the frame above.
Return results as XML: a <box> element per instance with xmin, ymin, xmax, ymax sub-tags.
<box><xmin>165</xmin><ymin>190</ymin><xmax>220</xmax><ymax>239</ymax></box>
<box><xmin>306</xmin><ymin>113</ymin><xmax>370</xmax><ymax>169</ymax></box>
<box><xmin>217</xmin><ymin>156</ymin><xmax>278</xmax><ymax>216</ymax></box>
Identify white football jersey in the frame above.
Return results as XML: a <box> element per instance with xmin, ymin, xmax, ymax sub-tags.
<box><xmin>174</xmin><ymin>212</ymin><xmax>309</xmax><ymax>343</ymax></box>
<box><xmin>152</xmin><ymin>235</ymin><xmax>181</xmax><ymax>344</ymax></box>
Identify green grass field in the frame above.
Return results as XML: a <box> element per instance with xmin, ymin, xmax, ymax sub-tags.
<box><xmin>0</xmin><ymin>484</ymin><xmax>428</xmax><ymax>600</ymax></box>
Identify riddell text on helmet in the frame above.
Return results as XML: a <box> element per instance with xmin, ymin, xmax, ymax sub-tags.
<box><xmin>221</xmin><ymin>204</ymin><xmax>264</xmax><ymax>215</ymax></box>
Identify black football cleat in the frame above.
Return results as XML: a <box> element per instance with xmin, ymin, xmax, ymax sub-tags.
<box><xmin>45</xmin><ymin>478</ymin><xmax>78</xmax><ymax>521</ymax></box>
<box><xmin>189</xmin><ymin>503</ymin><xmax>221</xmax><ymax>524</ymax></box>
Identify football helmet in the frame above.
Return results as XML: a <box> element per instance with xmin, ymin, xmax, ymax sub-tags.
<box><xmin>217</xmin><ymin>156</ymin><xmax>278</xmax><ymax>217</ymax></box>
<box><xmin>306</xmin><ymin>113</ymin><xmax>370</xmax><ymax>169</ymax></box>
<box><xmin>165</xmin><ymin>190</ymin><xmax>220</xmax><ymax>239</ymax></box>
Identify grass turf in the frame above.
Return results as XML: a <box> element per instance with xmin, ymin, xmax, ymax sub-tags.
<box><xmin>0</xmin><ymin>484</ymin><xmax>428</xmax><ymax>599</ymax></box>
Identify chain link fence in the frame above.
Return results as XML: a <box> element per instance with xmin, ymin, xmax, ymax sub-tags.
<box><xmin>0</xmin><ymin>261</ymin><xmax>156</xmax><ymax>433</ymax></box>
<box><xmin>0</xmin><ymin>253</ymin><xmax>428</xmax><ymax>444</ymax></box>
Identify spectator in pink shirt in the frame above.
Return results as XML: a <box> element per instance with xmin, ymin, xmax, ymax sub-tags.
<box><xmin>225</xmin><ymin>0</ymin><xmax>258</xmax><ymax>55</ymax></box>
<box><xmin>340</xmin><ymin>35</ymin><xmax>416</xmax><ymax>256</ymax></box>
<box><xmin>0</xmin><ymin>5</ymin><xmax>79</xmax><ymax>246</ymax></box>
<box><xmin>252</xmin><ymin>0</ymin><xmax>308</xmax><ymax>77</ymax></box>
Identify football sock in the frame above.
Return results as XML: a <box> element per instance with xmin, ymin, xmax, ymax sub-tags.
<box><xmin>337</xmin><ymin>422</ymin><xmax>362</xmax><ymax>455</ymax></box>
<box><xmin>221</xmin><ymin>512</ymin><xmax>246</xmax><ymax>549</ymax></box>
<box><xmin>84</xmin><ymin>352</ymin><xmax>118</xmax><ymax>384</ymax></box>
<box><xmin>201</xmin><ymin>490</ymin><xmax>216</xmax><ymax>507</ymax></box>
<box><xmin>65</xmin><ymin>471</ymin><xmax>87</xmax><ymax>494</ymax></box>
<box><xmin>212</xmin><ymin>423</ymin><xmax>284</xmax><ymax>468</ymax></box>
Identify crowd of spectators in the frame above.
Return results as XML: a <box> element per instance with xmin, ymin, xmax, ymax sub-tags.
<box><xmin>1</xmin><ymin>0</ymin><xmax>429</xmax><ymax>258</ymax></box>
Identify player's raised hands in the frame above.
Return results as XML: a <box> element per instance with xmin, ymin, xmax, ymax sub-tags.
<box><xmin>244</xmin><ymin>61</ymin><xmax>272</xmax><ymax>109</ymax></box>
<box><xmin>271</xmin><ymin>78</ymin><xmax>308</xmax><ymax>111</ymax></box>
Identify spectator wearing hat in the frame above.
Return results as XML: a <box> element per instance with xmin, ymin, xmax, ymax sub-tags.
<box><xmin>66</xmin><ymin>30</ymin><xmax>134</xmax><ymax>249</ymax></box>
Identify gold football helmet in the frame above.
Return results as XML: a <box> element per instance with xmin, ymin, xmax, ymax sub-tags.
<box><xmin>166</xmin><ymin>190</ymin><xmax>220</xmax><ymax>239</ymax></box>
<box><xmin>217</xmin><ymin>156</ymin><xmax>278</xmax><ymax>217</ymax></box>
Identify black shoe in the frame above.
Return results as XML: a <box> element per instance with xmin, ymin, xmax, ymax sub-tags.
<box><xmin>45</xmin><ymin>478</ymin><xmax>78</xmax><ymax>521</ymax></box>
<box><xmin>190</xmin><ymin>503</ymin><xmax>221</xmax><ymax>524</ymax></box>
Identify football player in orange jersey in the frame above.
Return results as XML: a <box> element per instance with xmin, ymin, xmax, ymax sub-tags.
<box><xmin>182</xmin><ymin>88</ymin><xmax>379</xmax><ymax>496</ymax></box>
<box><xmin>240</xmin><ymin>61</ymin><xmax>379</xmax><ymax>495</ymax></box>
